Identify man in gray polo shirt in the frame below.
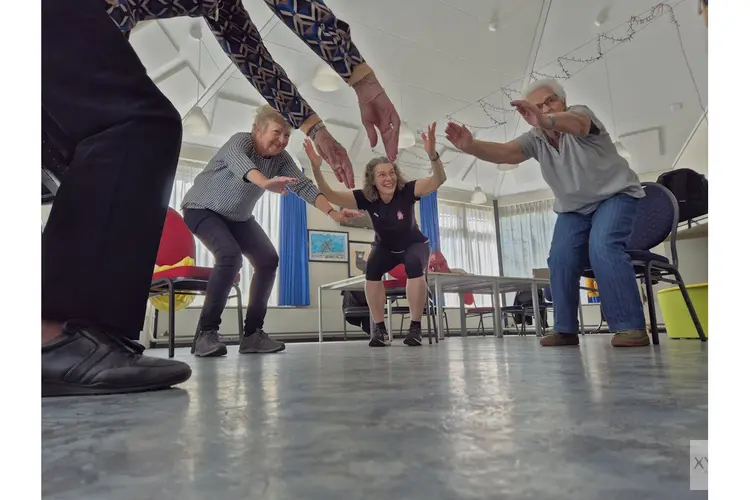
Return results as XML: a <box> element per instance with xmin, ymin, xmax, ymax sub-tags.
<box><xmin>446</xmin><ymin>78</ymin><xmax>649</xmax><ymax>347</ymax></box>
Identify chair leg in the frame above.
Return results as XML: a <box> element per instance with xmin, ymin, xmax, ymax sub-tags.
<box><xmin>425</xmin><ymin>298</ymin><xmax>433</xmax><ymax>345</ymax></box>
<box><xmin>168</xmin><ymin>281</ymin><xmax>176</xmax><ymax>358</ymax></box>
<box><xmin>643</xmin><ymin>264</ymin><xmax>660</xmax><ymax>345</ymax></box>
<box><xmin>153</xmin><ymin>308</ymin><xmax>159</xmax><ymax>343</ymax></box>
<box><xmin>234</xmin><ymin>284</ymin><xmax>244</xmax><ymax>339</ymax></box>
<box><xmin>672</xmin><ymin>267</ymin><xmax>707</xmax><ymax>342</ymax></box>
<box><xmin>443</xmin><ymin>311</ymin><xmax>450</xmax><ymax>337</ymax></box>
<box><xmin>343</xmin><ymin>318</ymin><xmax>347</xmax><ymax>341</ymax></box>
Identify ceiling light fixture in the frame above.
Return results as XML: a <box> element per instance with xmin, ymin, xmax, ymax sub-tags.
<box><xmin>488</xmin><ymin>11</ymin><xmax>499</xmax><ymax>32</ymax></box>
<box><xmin>183</xmin><ymin>106</ymin><xmax>211</xmax><ymax>136</ymax></box>
<box><xmin>470</xmin><ymin>186</ymin><xmax>488</xmax><ymax>205</ymax></box>
<box><xmin>398</xmin><ymin>123</ymin><xmax>416</xmax><ymax>149</ymax></box>
<box><xmin>312</xmin><ymin>65</ymin><xmax>342</xmax><ymax>92</ymax></box>
<box><xmin>189</xmin><ymin>19</ymin><xmax>203</xmax><ymax>40</ymax></box>
<box><xmin>594</xmin><ymin>5</ymin><xmax>611</xmax><ymax>27</ymax></box>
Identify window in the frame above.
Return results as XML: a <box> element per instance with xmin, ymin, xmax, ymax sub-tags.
<box><xmin>437</xmin><ymin>200</ymin><xmax>500</xmax><ymax>306</ymax></box>
<box><xmin>497</xmin><ymin>199</ymin><xmax>556</xmax><ymax>278</ymax></box>
<box><xmin>169</xmin><ymin>161</ymin><xmax>281</xmax><ymax>307</ymax></box>
<box><xmin>497</xmin><ymin>199</ymin><xmax>590</xmax><ymax>304</ymax></box>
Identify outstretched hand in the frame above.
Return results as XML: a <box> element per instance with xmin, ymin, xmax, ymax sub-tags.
<box><xmin>303</xmin><ymin>138</ymin><xmax>323</xmax><ymax>171</ymax></box>
<box><xmin>330</xmin><ymin>208</ymin><xmax>364</xmax><ymax>223</ymax></box>
<box><xmin>421</xmin><ymin>122</ymin><xmax>437</xmax><ymax>159</ymax></box>
<box><xmin>510</xmin><ymin>100</ymin><xmax>547</xmax><ymax>129</ymax></box>
<box><xmin>312</xmin><ymin>127</ymin><xmax>355</xmax><ymax>188</ymax></box>
<box><xmin>264</xmin><ymin>176</ymin><xmax>298</xmax><ymax>195</ymax></box>
<box><xmin>353</xmin><ymin>73</ymin><xmax>400</xmax><ymax>161</ymax></box>
<box><xmin>445</xmin><ymin>122</ymin><xmax>473</xmax><ymax>151</ymax></box>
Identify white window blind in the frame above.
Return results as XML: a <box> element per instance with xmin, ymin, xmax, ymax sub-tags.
<box><xmin>437</xmin><ymin>200</ymin><xmax>500</xmax><ymax>307</ymax></box>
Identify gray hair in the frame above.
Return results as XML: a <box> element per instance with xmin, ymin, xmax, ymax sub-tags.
<box><xmin>521</xmin><ymin>78</ymin><xmax>567</xmax><ymax>100</ymax></box>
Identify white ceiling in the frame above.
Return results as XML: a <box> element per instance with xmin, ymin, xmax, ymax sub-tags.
<box><xmin>129</xmin><ymin>0</ymin><xmax>707</xmax><ymax>203</ymax></box>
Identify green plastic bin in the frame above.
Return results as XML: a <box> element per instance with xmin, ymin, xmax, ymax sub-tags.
<box><xmin>656</xmin><ymin>283</ymin><xmax>708</xmax><ymax>339</ymax></box>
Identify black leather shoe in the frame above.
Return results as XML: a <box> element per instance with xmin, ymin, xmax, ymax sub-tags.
<box><xmin>42</xmin><ymin>321</ymin><xmax>192</xmax><ymax>397</ymax></box>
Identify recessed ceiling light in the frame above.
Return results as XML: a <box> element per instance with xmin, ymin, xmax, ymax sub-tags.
<box><xmin>670</xmin><ymin>102</ymin><xmax>683</xmax><ymax>112</ymax></box>
<box><xmin>594</xmin><ymin>5</ymin><xmax>611</xmax><ymax>27</ymax></box>
<box><xmin>312</xmin><ymin>65</ymin><xmax>342</xmax><ymax>92</ymax></box>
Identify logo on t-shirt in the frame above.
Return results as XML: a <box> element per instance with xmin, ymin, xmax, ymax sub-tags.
<box><xmin>396</xmin><ymin>211</ymin><xmax>404</xmax><ymax>220</ymax></box>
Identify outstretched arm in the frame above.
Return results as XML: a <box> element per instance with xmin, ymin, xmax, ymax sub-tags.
<box><xmin>262</xmin><ymin>0</ymin><xmax>371</xmax><ymax>87</ymax></box>
<box><xmin>414</xmin><ymin>123</ymin><xmax>447</xmax><ymax>197</ymax></box>
<box><xmin>303</xmin><ymin>140</ymin><xmax>359</xmax><ymax>210</ymax></box>
<box><xmin>445</xmin><ymin>122</ymin><xmax>530</xmax><ymax>165</ymax></box>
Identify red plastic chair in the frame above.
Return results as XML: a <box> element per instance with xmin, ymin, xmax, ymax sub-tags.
<box><xmin>149</xmin><ymin>208</ymin><xmax>243</xmax><ymax>357</ymax></box>
<box><xmin>385</xmin><ymin>263</ymin><xmax>443</xmax><ymax>343</ymax></box>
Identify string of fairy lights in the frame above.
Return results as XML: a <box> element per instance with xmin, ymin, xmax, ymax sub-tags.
<box><xmin>369</xmin><ymin>0</ymin><xmax>701</xmax><ymax>171</ymax></box>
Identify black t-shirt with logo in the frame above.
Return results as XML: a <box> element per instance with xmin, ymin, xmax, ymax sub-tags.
<box><xmin>352</xmin><ymin>180</ymin><xmax>428</xmax><ymax>252</ymax></box>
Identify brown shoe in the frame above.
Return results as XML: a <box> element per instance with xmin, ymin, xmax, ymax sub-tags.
<box><xmin>540</xmin><ymin>332</ymin><xmax>580</xmax><ymax>347</ymax></box>
<box><xmin>611</xmin><ymin>329</ymin><xmax>650</xmax><ymax>347</ymax></box>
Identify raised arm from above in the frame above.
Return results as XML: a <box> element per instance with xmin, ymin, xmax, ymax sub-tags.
<box><xmin>414</xmin><ymin>122</ymin><xmax>447</xmax><ymax>197</ymax></box>
<box><xmin>445</xmin><ymin>122</ymin><xmax>529</xmax><ymax>165</ymax></box>
<box><xmin>303</xmin><ymin>139</ymin><xmax>360</xmax><ymax>210</ymax></box>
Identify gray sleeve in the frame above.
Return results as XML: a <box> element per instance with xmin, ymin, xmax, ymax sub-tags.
<box><xmin>568</xmin><ymin>105</ymin><xmax>606</xmax><ymax>135</ymax></box>
<box><xmin>513</xmin><ymin>130</ymin><xmax>538</xmax><ymax>160</ymax></box>
<box><xmin>277</xmin><ymin>153</ymin><xmax>322</xmax><ymax>206</ymax></box>
<box><xmin>224</xmin><ymin>133</ymin><xmax>259</xmax><ymax>181</ymax></box>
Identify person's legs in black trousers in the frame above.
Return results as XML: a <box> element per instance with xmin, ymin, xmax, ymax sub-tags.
<box><xmin>41</xmin><ymin>0</ymin><xmax>192</xmax><ymax>396</ymax></box>
<box><xmin>184</xmin><ymin>210</ymin><xmax>284</xmax><ymax>355</ymax></box>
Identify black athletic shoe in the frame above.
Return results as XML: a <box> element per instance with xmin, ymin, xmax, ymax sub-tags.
<box><xmin>193</xmin><ymin>330</ymin><xmax>227</xmax><ymax>357</ymax></box>
<box><xmin>42</xmin><ymin>321</ymin><xmax>192</xmax><ymax>397</ymax></box>
<box><xmin>404</xmin><ymin>324</ymin><xmax>423</xmax><ymax>346</ymax></box>
<box><xmin>239</xmin><ymin>329</ymin><xmax>286</xmax><ymax>354</ymax></box>
<box><xmin>368</xmin><ymin>326</ymin><xmax>389</xmax><ymax>347</ymax></box>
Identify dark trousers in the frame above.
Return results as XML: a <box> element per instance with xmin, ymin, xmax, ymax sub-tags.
<box><xmin>42</xmin><ymin>0</ymin><xmax>182</xmax><ymax>339</ymax></box>
<box><xmin>183</xmin><ymin>209</ymin><xmax>279</xmax><ymax>335</ymax></box>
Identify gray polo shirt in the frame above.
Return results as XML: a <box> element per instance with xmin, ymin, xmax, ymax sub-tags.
<box><xmin>181</xmin><ymin>133</ymin><xmax>321</xmax><ymax>221</ymax></box>
<box><xmin>515</xmin><ymin>104</ymin><xmax>644</xmax><ymax>214</ymax></box>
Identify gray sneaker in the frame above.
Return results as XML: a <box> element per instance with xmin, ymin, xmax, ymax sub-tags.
<box><xmin>193</xmin><ymin>330</ymin><xmax>227</xmax><ymax>357</ymax></box>
<box><xmin>239</xmin><ymin>329</ymin><xmax>286</xmax><ymax>354</ymax></box>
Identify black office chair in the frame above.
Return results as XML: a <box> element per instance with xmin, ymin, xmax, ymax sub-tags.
<box><xmin>583</xmin><ymin>182</ymin><xmax>706</xmax><ymax>345</ymax></box>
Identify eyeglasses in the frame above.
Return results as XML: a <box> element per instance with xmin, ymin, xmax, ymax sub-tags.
<box><xmin>535</xmin><ymin>95</ymin><xmax>559</xmax><ymax>111</ymax></box>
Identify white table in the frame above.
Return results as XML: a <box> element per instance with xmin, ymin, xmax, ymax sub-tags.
<box><xmin>317</xmin><ymin>273</ymin><xmax>554</xmax><ymax>342</ymax></box>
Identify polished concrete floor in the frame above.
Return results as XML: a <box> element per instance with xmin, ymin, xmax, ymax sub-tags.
<box><xmin>42</xmin><ymin>335</ymin><xmax>708</xmax><ymax>500</ymax></box>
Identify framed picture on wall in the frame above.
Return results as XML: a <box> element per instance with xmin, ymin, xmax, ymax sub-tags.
<box><xmin>308</xmin><ymin>230</ymin><xmax>349</xmax><ymax>263</ymax></box>
<box><xmin>348</xmin><ymin>240</ymin><xmax>373</xmax><ymax>277</ymax></box>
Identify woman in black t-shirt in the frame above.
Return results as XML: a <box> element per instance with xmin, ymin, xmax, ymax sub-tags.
<box><xmin>306</xmin><ymin>122</ymin><xmax>447</xmax><ymax>347</ymax></box>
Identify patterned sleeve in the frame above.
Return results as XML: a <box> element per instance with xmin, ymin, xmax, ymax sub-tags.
<box><xmin>263</xmin><ymin>0</ymin><xmax>368</xmax><ymax>84</ymax></box>
<box><xmin>277</xmin><ymin>153</ymin><xmax>322</xmax><ymax>205</ymax></box>
<box><xmin>204</xmin><ymin>0</ymin><xmax>317</xmax><ymax>129</ymax></box>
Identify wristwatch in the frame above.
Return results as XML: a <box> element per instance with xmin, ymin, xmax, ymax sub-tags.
<box><xmin>308</xmin><ymin>121</ymin><xmax>326</xmax><ymax>141</ymax></box>
<box><xmin>429</xmin><ymin>152</ymin><xmax>440</xmax><ymax>162</ymax></box>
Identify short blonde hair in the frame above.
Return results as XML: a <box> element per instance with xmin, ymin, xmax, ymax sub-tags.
<box><xmin>253</xmin><ymin>105</ymin><xmax>291</xmax><ymax>132</ymax></box>
<box><xmin>362</xmin><ymin>157</ymin><xmax>407</xmax><ymax>202</ymax></box>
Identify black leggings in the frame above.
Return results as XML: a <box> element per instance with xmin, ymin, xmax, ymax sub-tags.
<box><xmin>365</xmin><ymin>242</ymin><xmax>430</xmax><ymax>281</ymax></box>
<box><xmin>183</xmin><ymin>209</ymin><xmax>278</xmax><ymax>334</ymax></box>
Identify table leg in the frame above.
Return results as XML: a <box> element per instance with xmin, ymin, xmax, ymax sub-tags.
<box><xmin>387</xmin><ymin>299</ymin><xmax>393</xmax><ymax>343</ymax></box>
<box><xmin>459</xmin><ymin>293</ymin><xmax>467</xmax><ymax>337</ymax></box>
<box><xmin>435</xmin><ymin>277</ymin><xmax>444</xmax><ymax>340</ymax></box>
<box><xmin>492</xmin><ymin>280</ymin><xmax>502</xmax><ymax>338</ymax></box>
<box><xmin>531</xmin><ymin>281</ymin><xmax>542</xmax><ymax>337</ymax></box>
<box><xmin>318</xmin><ymin>286</ymin><xmax>323</xmax><ymax>343</ymax></box>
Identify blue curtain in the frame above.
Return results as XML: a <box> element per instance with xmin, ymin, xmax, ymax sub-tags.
<box><xmin>419</xmin><ymin>191</ymin><xmax>441</xmax><ymax>252</ymax></box>
<box><xmin>279</xmin><ymin>193</ymin><xmax>310</xmax><ymax>306</ymax></box>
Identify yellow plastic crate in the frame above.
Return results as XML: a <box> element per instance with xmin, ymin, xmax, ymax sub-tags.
<box><xmin>656</xmin><ymin>283</ymin><xmax>708</xmax><ymax>339</ymax></box>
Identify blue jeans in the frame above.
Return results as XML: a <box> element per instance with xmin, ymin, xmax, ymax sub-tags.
<box><xmin>548</xmin><ymin>194</ymin><xmax>645</xmax><ymax>334</ymax></box>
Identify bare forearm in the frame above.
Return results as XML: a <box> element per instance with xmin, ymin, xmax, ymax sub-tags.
<box><xmin>245</xmin><ymin>169</ymin><xmax>268</xmax><ymax>188</ymax></box>
<box><xmin>464</xmin><ymin>140</ymin><xmax>520</xmax><ymax>165</ymax></box>
<box><xmin>431</xmin><ymin>157</ymin><xmax>447</xmax><ymax>184</ymax></box>
<box><xmin>312</xmin><ymin>166</ymin><xmax>333</xmax><ymax>196</ymax></box>
<box><xmin>314</xmin><ymin>195</ymin><xmax>335</xmax><ymax>216</ymax></box>
<box><xmin>540</xmin><ymin>111</ymin><xmax>590</xmax><ymax>136</ymax></box>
